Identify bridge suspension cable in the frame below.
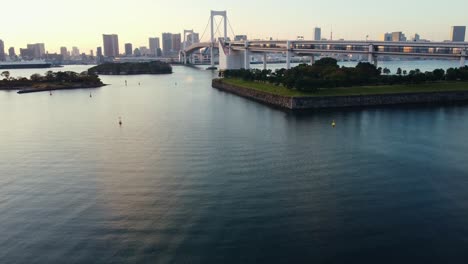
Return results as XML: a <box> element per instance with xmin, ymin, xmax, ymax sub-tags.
<box><xmin>213</xmin><ymin>17</ymin><xmax>224</xmax><ymax>40</ymax></box>
<box><xmin>199</xmin><ymin>16</ymin><xmax>211</xmax><ymax>42</ymax></box>
<box><xmin>227</xmin><ymin>18</ymin><xmax>236</xmax><ymax>39</ymax></box>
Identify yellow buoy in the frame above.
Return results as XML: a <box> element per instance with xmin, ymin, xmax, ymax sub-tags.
<box><xmin>332</xmin><ymin>120</ymin><xmax>336</xmax><ymax>128</ymax></box>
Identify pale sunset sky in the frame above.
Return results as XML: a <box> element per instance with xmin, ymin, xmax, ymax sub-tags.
<box><xmin>1</xmin><ymin>0</ymin><xmax>467</xmax><ymax>53</ymax></box>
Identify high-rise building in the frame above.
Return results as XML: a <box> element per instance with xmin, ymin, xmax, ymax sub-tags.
<box><xmin>20</xmin><ymin>48</ymin><xmax>35</xmax><ymax>60</ymax></box>
<box><xmin>149</xmin><ymin>37</ymin><xmax>160</xmax><ymax>56</ymax></box>
<box><xmin>8</xmin><ymin>47</ymin><xmax>16</xmax><ymax>58</ymax></box>
<box><xmin>60</xmin><ymin>47</ymin><xmax>68</xmax><ymax>58</ymax></box>
<box><xmin>0</xmin><ymin>39</ymin><xmax>5</xmax><ymax>61</ymax></box>
<box><xmin>412</xmin><ymin>33</ymin><xmax>421</xmax><ymax>42</ymax></box>
<box><xmin>102</xmin><ymin>34</ymin><xmax>119</xmax><ymax>57</ymax></box>
<box><xmin>26</xmin><ymin>43</ymin><xmax>45</xmax><ymax>59</ymax></box>
<box><xmin>140</xmin><ymin>46</ymin><xmax>150</xmax><ymax>56</ymax></box>
<box><xmin>162</xmin><ymin>33</ymin><xmax>173</xmax><ymax>56</ymax></box>
<box><xmin>72</xmin><ymin>47</ymin><xmax>80</xmax><ymax>57</ymax></box>
<box><xmin>450</xmin><ymin>26</ymin><xmax>466</xmax><ymax>42</ymax></box>
<box><xmin>382</xmin><ymin>33</ymin><xmax>392</xmax><ymax>41</ymax></box>
<box><xmin>96</xmin><ymin>47</ymin><xmax>104</xmax><ymax>63</ymax></box>
<box><xmin>171</xmin><ymin>33</ymin><xmax>181</xmax><ymax>53</ymax></box>
<box><xmin>314</xmin><ymin>27</ymin><xmax>321</xmax><ymax>41</ymax></box>
<box><xmin>97</xmin><ymin>47</ymin><xmax>103</xmax><ymax>57</ymax></box>
<box><xmin>186</xmin><ymin>33</ymin><xmax>200</xmax><ymax>46</ymax></box>
<box><xmin>391</xmin><ymin>32</ymin><xmax>406</xmax><ymax>42</ymax></box>
<box><xmin>125</xmin><ymin>43</ymin><xmax>133</xmax><ymax>56</ymax></box>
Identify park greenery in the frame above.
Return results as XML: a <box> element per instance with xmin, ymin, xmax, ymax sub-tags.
<box><xmin>220</xmin><ymin>58</ymin><xmax>468</xmax><ymax>92</ymax></box>
<box><xmin>88</xmin><ymin>61</ymin><xmax>173</xmax><ymax>75</ymax></box>
<box><xmin>0</xmin><ymin>70</ymin><xmax>103</xmax><ymax>90</ymax></box>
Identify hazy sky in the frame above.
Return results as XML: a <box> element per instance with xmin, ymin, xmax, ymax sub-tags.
<box><xmin>1</xmin><ymin>0</ymin><xmax>467</xmax><ymax>53</ymax></box>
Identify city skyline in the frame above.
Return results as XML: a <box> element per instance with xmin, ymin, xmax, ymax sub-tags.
<box><xmin>1</xmin><ymin>0</ymin><xmax>467</xmax><ymax>53</ymax></box>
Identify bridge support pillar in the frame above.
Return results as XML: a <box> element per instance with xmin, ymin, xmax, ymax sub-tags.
<box><xmin>263</xmin><ymin>53</ymin><xmax>267</xmax><ymax>70</ymax></box>
<box><xmin>210</xmin><ymin>45</ymin><xmax>215</xmax><ymax>68</ymax></box>
<box><xmin>310</xmin><ymin>55</ymin><xmax>315</xmax><ymax>65</ymax></box>
<box><xmin>286</xmin><ymin>41</ymin><xmax>292</xmax><ymax>69</ymax></box>
<box><xmin>368</xmin><ymin>44</ymin><xmax>378</xmax><ymax>67</ymax></box>
<box><xmin>460</xmin><ymin>50</ymin><xmax>466</xmax><ymax>67</ymax></box>
<box><xmin>244</xmin><ymin>41</ymin><xmax>250</xmax><ymax>69</ymax></box>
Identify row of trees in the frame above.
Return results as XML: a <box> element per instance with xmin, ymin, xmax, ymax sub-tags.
<box><xmin>0</xmin><ymin>70</ymin><xmax>103</xmax><ymax>88</ymax></box>
<box><xmin>220</xmin><ymin>58</ymin><xmax>468</xmax><ymax>92</ymax></box>
<box><xmin>88</xmin><ymin>61</ymin><xmax>172</xmax><ymax>75</ymax></box>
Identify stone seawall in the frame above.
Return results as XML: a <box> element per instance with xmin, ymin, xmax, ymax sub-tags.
<box><xmin>212</xmin><ymin>79</ymin><xmax>293</xmax><ymax>109</ymax></box>
<box><xmin>212</xmin><ymin>79</ymin><xmax>468</xmax><ymax>110</ymax></box>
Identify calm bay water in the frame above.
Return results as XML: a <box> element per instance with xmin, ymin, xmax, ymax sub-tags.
<box><xmin>1</xmin><ymin>62</ymin><xmax>468</xmax><ymax>263</ymax></box>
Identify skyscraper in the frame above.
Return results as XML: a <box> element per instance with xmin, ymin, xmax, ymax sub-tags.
<box><xmin>391</xmin><ymin>32</ymin><xmax>406</xmax><ymax>42</ymax></box>
<box><xmin>186</xmin><ymin>33</ymin><xmax>200</xmax><ymax>47</ymax></box>
<box><xmin>162</xmin><ymin>33</ymin><xmax>172</xmax><ymax>56</ymax></box>
<box><xmin>125</xmin><ymin>43</ymin><xmax>133</xmax><ymax>56</ymax></box>
<box><xmin>382</xmin><ymin>33</ymin><xmax>392</xmax><ymax>41</ymax></box>
<box><xmin>171</xmin><ymin>33</ymin><xmax>181</xmax><ymax>53</ymax></box>
<box><xmin>72</xmin><ymin>47</ymin><xmax>80</xmax><ymax>57</ymax></box>
<box><xmin>102</xmin><ymin>34</ymin><xmax>119</xmax><ymax>57</ymax></box>
<box><xmin>0</xmin><ymin>39</ymin><xmax>5</xmax><ymax>61</ymax></box>
<box><xmin>314</xmin><ymin>27</ymin><xmax>321</xmax><ymax>41</ymax></box>
<box><xmin>60</xmin><ymin>47</ymin><xmax>68</xmax><ymax>58</ymax></box>
<box><xmin>97</xmin><ymin>47</ymin><xmax>103</xmax><ymax>57</ymax></box>
<box><xmin>8</xmin><ymin>47</ymin><xmax>16</xmax><ymax>58</ymax></box>
<box><xmin>149</xmin><ymin>37</ymin><xmax>160</xmax><ymax>56</ymax></box>
<box><xmin>96</xmin><ymin>47</ymin><xmax>103</xmax><ymax>64</ymax></box>
<box><xmin>26</xmin><ymin>43</ymin><xmax>45</xmax><ymax>59</ymax></box>
<box><xmin>450</xmin><ymin>26</ymin><xmax>466</xmax><ymax>42</ymax></box>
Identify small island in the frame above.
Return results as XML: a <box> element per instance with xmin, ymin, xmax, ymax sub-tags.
<box><xmin>0</xmin><ymin>70</ymin><xmax>105</xmax><ymax>94</ymax></box>
<box><xmin>88</xmin><ymin>61</ymin><xmax>172</xmax><ymax>75</ymax></box>
<box><xmin>213</xmin><ymin>58</ymin><xmax>468</xmax><ymax>110</ymax></box>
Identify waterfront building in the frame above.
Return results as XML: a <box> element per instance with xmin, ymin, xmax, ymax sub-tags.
<box><xmin>20</xmin><ymin>48</ymin><xmax>35</xmax><ymax>60</ymax></box>
<box><xmin>382</xmin><ymin>33</ymin><xmax>392</xmax><ymax>41</ymax></box>
<box><xmin>60</xmin><ymin>47</ymin><xmax>68</xmax><ymax>59</ymax></box>
<box><xmin>162</xmin><ymin>33</ymin><xmax>172</xmax><ymax>56</ymax></box>
<box><xmin>26</xmin><ymin>43</ymin><xmax>45</xmax><ymax>59</ymax></box>
<box><xmin>96</xmin><ymin>47</ymin><xmax>104</xmax><ymax>63</ymax></box>
<box><xmin>8</xmin><ymin>47</ymin><xmax>15</xmax><ymax>58</ymax></box>
<box><xmin>185</xmin><ymin>33</ymin><xmax>200</xmax><ymax>47</ymax></box>
<box><xmin>451</xmin><ymin>26</ymin><xmax>466</xmax><ymax>42</ymax></box>
<box><xmin>102</xmin><ymin>34</ymin><xmax>119</xmax><ymax>57</ymax></box>
<box><xmin>412</xmin><ymin>33</ymin><xmax>421</xmax><ymax>42</ymax></box>
<box><xmin>172</xmin><ymin>33</ymin><xmax>181</xmax><ymax>53</ymax></box>
<box><xmin>149</xmin><ymin>37</ymin><xmax>160</xmax><ymax>56</ymax></box>
<box><xmin>140</xmin><ymin>46</ymin><xmax>150</xmax><ymax>56</ymax></box>
<box><xmin>125</xmin><ymin>43</ymin><xmax>133</xmax><ymax>56</ymax></box>
<box><xmin>71</xmin><ymin>47</ymin><xmax>80</xmax><ymax>57</ymax></box>
<box><xmin>0</xmin><ymin>39</ymin><xmax>5</xmax><ymax>61</ymax></box>
<box><xmin>314</xmin><ymin>27</ymin><xmax>321</xmax><ymax>41</ymax></box>
<box><xmin>392</xmin><ymin>32</ymin><xmax>406</xmax><ymax>42</ymax></box>
<box><xmin>234</xmin><ymin>35</ymin><xmax>247</xmax><ymax>41</ymax></box>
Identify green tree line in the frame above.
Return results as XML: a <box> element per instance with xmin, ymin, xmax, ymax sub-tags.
<box><xmin>220</xmin><ymin>58</ymin><xmax>468</xmax><ymax>92</ymax></box>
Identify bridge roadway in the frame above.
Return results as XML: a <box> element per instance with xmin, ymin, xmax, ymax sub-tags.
<box><xmin>183</xmin><ymin>39</ymin><xmax>468</xmax><ymax>69</ymax></box>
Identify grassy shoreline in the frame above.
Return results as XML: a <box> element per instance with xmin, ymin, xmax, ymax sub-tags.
<box><xmin>221</xmin><ymin>78</ymin><xmax>468</xmax><ymax>97</ymax></box>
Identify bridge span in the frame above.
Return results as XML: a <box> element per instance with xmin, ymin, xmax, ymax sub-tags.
<box><xmin>219</xmin><ymin>40</ymin><xmax>468</xmax><ymax>70</ymax></box>
<box><xmin>181</xmin><ymin>10</ymin><xmax>468</xmax><ymax>70</ymax></box>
